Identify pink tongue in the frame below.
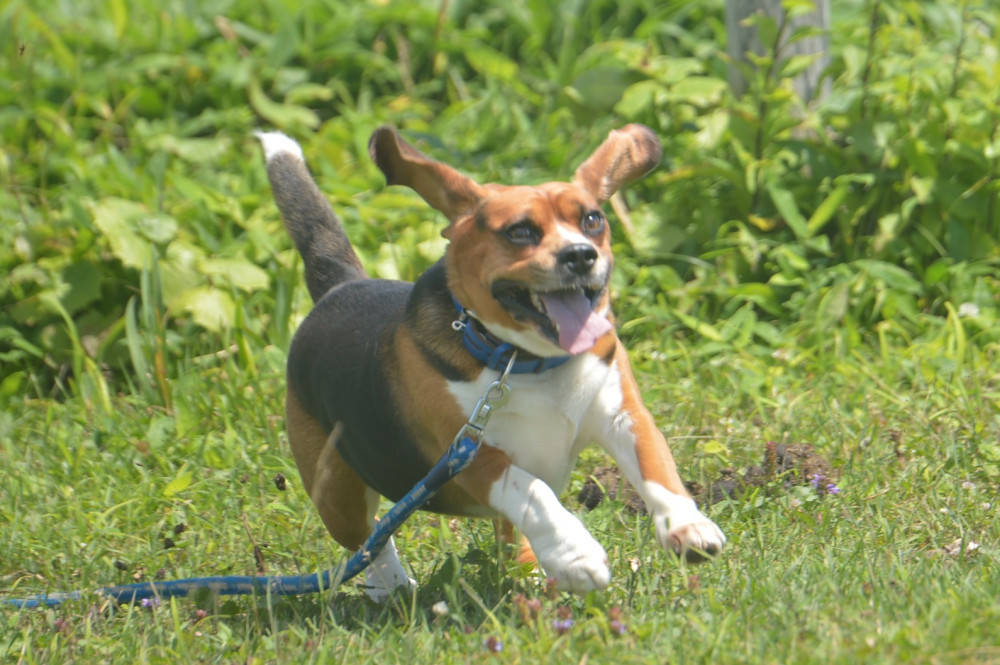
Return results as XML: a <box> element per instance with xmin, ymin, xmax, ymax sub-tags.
<box><xmin>538</xmin><ymin>291</ymin><xmax>612</xmax><ymax>354</ymax></box>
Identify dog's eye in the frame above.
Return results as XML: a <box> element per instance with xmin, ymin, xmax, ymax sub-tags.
<box><xmin>503</xmin><ymin>222</ymin><xmax>541</xmax><ymax>246</ymax></box>
<box><xmin>581</xmin><ymin>211</ymin><xmax>605</xmax><ymax>235</ymax></box>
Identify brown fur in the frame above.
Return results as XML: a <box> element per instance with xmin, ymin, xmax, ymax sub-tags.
<box><xmin>612</xmin><ymin>343</ymin><xmax>690</xmax><ymax>496</ymax></box>
<box><xmin>286</xmin><ymin>386</ymin><xmax>375</xmax><ymax>551</ymax></box>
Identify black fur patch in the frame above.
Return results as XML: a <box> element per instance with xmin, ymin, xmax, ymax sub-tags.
<box><xmin>406</xmin><ymin>261</ymin><xmax>480</xmax><ymax>383</ymax></box>
<box><xmin>289</xmin><ymin>279</ymin><xmax>433</xmax><ymax>501</ymax></box>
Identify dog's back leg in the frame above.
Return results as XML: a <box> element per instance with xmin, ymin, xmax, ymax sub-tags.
<box><xmin>286</xmin><ymin>385</ymin><xmax>414</xmax><ymax>601</ymax></box>
<box><xmin>494</xmin><ymin>519</ymin><xmax>537</xmax><ymax>566</ymax></box>
<box><xmin>286</xmin><ymin>385</ymin><xmax>372</xmax><ymax>550</ymax></box>
<box><xmin>257</xmin><ymin>132</ymin><xmax>366</xmax><ymax>302</ymax></box>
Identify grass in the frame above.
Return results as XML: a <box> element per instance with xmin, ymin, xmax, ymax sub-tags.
<box><xmin>3</xmin><ymin>323</ymin><xmax>999</xmax><ymax>663</ymax></box>
<box><xmin>3</xmin><ymin>0</ymin><xmax>1000</xmax><ymax>662</ymax></box>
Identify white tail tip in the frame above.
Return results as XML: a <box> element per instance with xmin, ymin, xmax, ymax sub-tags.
<box><xmin>255</xmin><ymin>130</ymin><xmax>304</xmax><ymax>163</ymax></box>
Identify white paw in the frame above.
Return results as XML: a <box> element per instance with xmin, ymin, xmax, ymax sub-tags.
<box><xmin>665</xmin><ymin>518</ymin><xmax>726</xmax><ymax>561</ymax></box>
<box><xmin>361</xmin><ymin>537</ymin><xmax>416</xmax><ymax>603</ymax></box>
<box><xmin>363</xmin><ymin>571</ymin><xmax>416</xmax><ymax>603</ymax></box>
<box><xmin>364</xmin><ymin>569</ymin><xmax>417</xmax><ymax>603</ymax></box>
<box><xmin>530</xmin><ymin>519</ymin><xmax>611</xmax><ymax>593</ymax></box>
<box><xmin>642</xmin><ymin>482</ymin><xmax>726</xmax><ymax>561</ymax></box>
<box><xmin>489</xmin><ymin>469</ymin><xmax>610</xmax><ymax>593</ymax></box>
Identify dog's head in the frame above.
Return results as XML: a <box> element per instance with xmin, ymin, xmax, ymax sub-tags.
<box><xmin>369</xmin><ymin>125</ymin><xmax>661</xmax><ymax>358</ymax></box>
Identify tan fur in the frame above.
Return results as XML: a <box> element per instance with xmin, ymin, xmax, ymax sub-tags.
<box><xmin>369</xmin><ymin>127</ymin><xmax>485</xmax><ymax>222</ymax></box>
<box><xmin>588</xmin><ymin>322</ymin><xmax>619</xmax><ymax>365</ymax></box>
<box><xmin>573</xmin><ymin>124</ymin><xmax>663</xmax><ymax>203</ymax></box>
<box><xmin>389</xmin><ymin>328</ymin><xmax>497</xmax><ymax>515</ymax></box>
<box><xmin>495</xmin><ymin>519</ymin><xmax>538</xmax><ymax>565</ymax></box>
<box><xmin>286</xmin><ymin>386</ymin><xmax>375</xmax><ymax>551</ymax></box>
<box><xmin>613</xmin><ymin>343</ymin><xmax>691</xmax><ymax>496</ymax></box>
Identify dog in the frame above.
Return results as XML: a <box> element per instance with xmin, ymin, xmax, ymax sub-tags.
<box><xmin>256</xmin><ymin>124</ymin><xmax>725</xmax><ymax>601</ymax></box>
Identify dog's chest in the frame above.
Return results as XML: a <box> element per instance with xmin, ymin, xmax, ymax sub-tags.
<box><xmin>447</xmin><ymin>354</ymin><xmax>618</xmax><ymax>491</ymax></box>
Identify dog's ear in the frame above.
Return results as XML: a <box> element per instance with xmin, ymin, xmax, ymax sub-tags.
<box><xmin>369</xmin><ymin>126</ymin><xmax>484</xmax><ymax>224</ymax></box>
<box><xmin>572</xmin><ymin>124</ymin><xmax>662</xmax><ymax>204</ymax></box>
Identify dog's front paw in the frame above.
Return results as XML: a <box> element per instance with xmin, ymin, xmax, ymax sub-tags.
<box><xmin>493</xmin><ymin>471</ymin><xmax>611</xmax><ymax>592</ymax></box>
<box><xmin>531</xmin><ymin>521</ymin><xmax>611</xmax><ymax>593</ymax></box>
<box><xmin>643</xmin><ymin>484</ymin><xmax>726</xmax><ymax>562</ymax></box>
<box><xmin>665</xmin><ymin>519</ymin><xmax>726</xmax><ymax>562</ymax></box>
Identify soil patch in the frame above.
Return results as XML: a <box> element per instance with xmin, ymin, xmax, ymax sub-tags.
<box><xmin>578</xmin><ymin>442</ymin><xmax>838</xmax><ymax>512</ymax></box>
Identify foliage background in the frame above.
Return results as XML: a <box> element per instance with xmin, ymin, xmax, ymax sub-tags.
<box><xmin>3</xmin><ymin>0</ymin><xmax>998</xmax><ymax>397</ymax></box>
<box><xmin>1</xmin><ymin>0</ymin><xmax>999</xmax><ymax>663</ymax></box>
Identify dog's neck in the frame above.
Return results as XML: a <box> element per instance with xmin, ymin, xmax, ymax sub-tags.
<box><xmin>450</xmin><ymin>296</ymin><xmax>571</xmax><ymax>374</ymax></box>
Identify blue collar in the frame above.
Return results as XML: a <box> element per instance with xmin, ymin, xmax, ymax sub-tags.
<box><xmin>451</xmin><ymin>296</ymin><xmax>571</xmax><ymax>374</ymax></box>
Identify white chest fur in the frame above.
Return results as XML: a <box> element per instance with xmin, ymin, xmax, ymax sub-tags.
<box><xmin>447</xmin><ymin>354</ymin><xmax>620</xmax><ymax>492</ymax></box>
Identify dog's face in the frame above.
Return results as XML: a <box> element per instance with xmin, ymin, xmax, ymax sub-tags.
<box><xmin>369</xmin><ymin>126</ymin><xmax>662</xmax><ymax>357</ymax></box>
<box><xmin>443</xmin><ymin>182</ymin><xmax>613</xmax><ymax>356</ymax></box>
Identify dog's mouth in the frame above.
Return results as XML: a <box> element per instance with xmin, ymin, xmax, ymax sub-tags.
<box><xmin>491</xmin><ymin>281</ymin><xmax>612</xmax><ymax>355</ymax></box>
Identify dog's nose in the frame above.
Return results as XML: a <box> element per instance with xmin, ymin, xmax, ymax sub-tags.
<box><xmin>557</xmin><ymin>244</ymin><xmax>599</xmax><ymax>276</ymax></box>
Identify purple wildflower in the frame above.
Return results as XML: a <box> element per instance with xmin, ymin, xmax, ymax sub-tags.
<box><xmin>513</xmin><ymin>593</ymin><xmax>542</xmax><ymax>625</ymax></box>
<box><xmin>140</xmin><ymin>597</ymin><xmax>161</xmax><ymax>609</ymax></box>
<box><xmin>553</xmin><ymin>618</ymin><xmax>574</xmax><ymax>635</ymax></box>
<box><xmin>809</xmin><ymin>474</ymin><xmax>841</xmax><ymax>495</ymax></box>
<box><xmin>608</xmin><ymin>606</ymin><xmax>627</xmax><ymax>635</ymax></box>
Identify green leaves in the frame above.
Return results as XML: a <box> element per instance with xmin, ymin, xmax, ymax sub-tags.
<box><xmin>162</xmin><ymin>465</ymin><xmax>194</xmax><ymax>498</ymax></box>
<box><xmin>464</xmin><ymin>45</ymin><xmax>520</xmax><ymax>82</ymax></box>
<box><xmin>171</xmin><ymin>287</ymin><xmax>237</xmax><ymax>333</ymax></box>
<box><xmin>90</xmin><ymin>199</ymin><xmax>162</xmax><ymax>270</ymax></box>
<box><xmin>4</xmin><ymin>0</ymin><xmax>1000</xmax><ymax>397</ymax></box>
<box><xmin>249</xmin><ymin>79</ymin><xmax>320</xmax><ymax>131</ymax></box>
<box><xmin>766</xmin><ymin>184</ymin><xmax>809</xmax><ymax>241</ymax></box>
<box><xmin>199</xmin><ymin>258</ymin><xmax>270</xmax><ymax>293</ymax></box>
<box><xmin>85</xmin><ymin>197</ymin><xmax>269</xmax><ymax>333</ymax></box>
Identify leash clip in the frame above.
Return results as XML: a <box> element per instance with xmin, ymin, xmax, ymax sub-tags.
<box><xmin>454</xmin><ymin>350</ymin><xmax>517</xmax><ymax>446</ymax></box>
<box><xmin>451</xmin><ymin>309</ymin><xmax>470</xmax><ymax>332</ymax></box>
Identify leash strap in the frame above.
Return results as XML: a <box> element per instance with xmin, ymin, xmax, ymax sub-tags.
<box><xmin>5</xmin><ymin>355</ymin><xmax>517</xmax><ymax>609</ymax></box>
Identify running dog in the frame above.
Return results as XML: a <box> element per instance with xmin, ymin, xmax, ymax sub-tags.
<box><xmin>257</xmin><ymin>125</ymin><xmax>725</xmax><ymax>601</ymax></box>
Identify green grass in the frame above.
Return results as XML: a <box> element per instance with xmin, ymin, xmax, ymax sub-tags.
<box><xmin>3</xmin><ymin>0</ymin><xmax>1000</xmax><ymax>662</ymax></box>
<box><xmin>3</xmin><ymin>328</ymin><xmax>999</xmax><ymax>663</ymax></box>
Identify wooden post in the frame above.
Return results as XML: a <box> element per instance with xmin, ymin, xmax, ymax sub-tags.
<box><xmin>726</xmin><ymin>0</ymin><xmax>831</xmax><ymax>103</ymax></box>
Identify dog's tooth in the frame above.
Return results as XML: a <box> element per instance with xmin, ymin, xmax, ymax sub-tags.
<box><xmin>531</xmin><ymin>292</ymin><xmax>544</xmax><ymax>312</ymax></box>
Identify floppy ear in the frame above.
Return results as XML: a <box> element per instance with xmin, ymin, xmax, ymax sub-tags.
<box><xmin>369</xmin><ymin>126</ymin><xmax>484</xmax><ymax>223</ymax></box>
<box><xmin>572</xmin><ymin>124</ymin><xmax>662</xmax><ymax>204</ymax></box>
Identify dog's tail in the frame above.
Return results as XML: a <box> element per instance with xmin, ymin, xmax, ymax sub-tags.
<box><xmin>256</xmin><ymin>132</ymin><xmax>366</xmax><ymax>302</ymax></box>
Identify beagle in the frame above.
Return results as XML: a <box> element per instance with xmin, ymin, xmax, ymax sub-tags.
<box><xmin>257</xmin><ymin>125</ymin><xmax>725</xmax><ymax>601</ymax></box>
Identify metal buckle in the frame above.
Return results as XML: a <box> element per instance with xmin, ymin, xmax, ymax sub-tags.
<box><xmin>451</xmin><ymin>309</ymin><xmax>470</xmax><ymax>332</ymax></box>
<box><xmin>453</xmin><ymin>350</ymin><xmax>517</xmax><ymax>446</ymax></box>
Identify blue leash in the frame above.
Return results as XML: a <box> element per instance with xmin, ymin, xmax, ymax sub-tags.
<box><xmin>5</xmin><ymin>355</ymin><xmax>516</xmax><ymax>609</ymax></box>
